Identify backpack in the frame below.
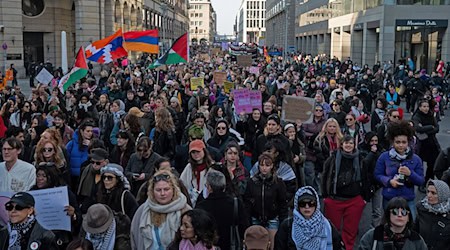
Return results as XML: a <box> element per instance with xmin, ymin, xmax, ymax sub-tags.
<box><xmin>113</xmin><ymin>211</ymin><xmax>131</xmax><ymax>250</ymax></box>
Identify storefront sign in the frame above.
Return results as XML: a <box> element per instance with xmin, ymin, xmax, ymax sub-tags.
<box><xmin>6</xmin><ymin>54</ymin><xmax>22</xmax><ymax>60</ymax></box>
<box><xmin>396</xmin><ymin>19</ymin><xmax>448</xmax><ymax>27</ymax></box>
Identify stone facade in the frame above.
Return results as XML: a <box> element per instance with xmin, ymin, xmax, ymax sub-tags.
<box><xmin>0</xmin><ymin>0</ymin><xmax>189</xmax><ymax>77</ymax></box>
<box><xmin>188</xmin><ymin>0</ymin><xmax>216</xmax><ymax>44</ymax></box>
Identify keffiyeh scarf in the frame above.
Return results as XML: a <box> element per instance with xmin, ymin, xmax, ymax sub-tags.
<box><xmin>8</xmin><ymin>215</ymin><xmax>36</xmax><ymax>250</ymax></box>
<box><xmin>86</xmin><ymin>219</ymin><xmax>116</xmax><ymax>250</ymax></box>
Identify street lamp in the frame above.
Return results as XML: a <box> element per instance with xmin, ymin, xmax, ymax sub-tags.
<box><xmin>161</xmin><ymin>3</ymin><xmax>168</xmax><ymax>53</ymax></box>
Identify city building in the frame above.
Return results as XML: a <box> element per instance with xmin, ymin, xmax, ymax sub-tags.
<box><xmin>295</xmin><ymin>0</ymin><xmax>450</xmax><ymax>72</ymax></box>
<box><xmin>236</xmin><ymin>0</ymin><xmax>266</xmax><ymax>44</ymax></box>
<box><xmin>265</xmin><ymin>0</ymin><xmax>296</xmax><ymax>50</ymax></box>
<box><xmin>188</xmin><ymin>0</ymin><xmax>216</xmax><ymax>44</ymax></box>
<box><xmin>0</xmin><ymin>0</ymin><xmax>189</xmax><ymax>77</ymax></box>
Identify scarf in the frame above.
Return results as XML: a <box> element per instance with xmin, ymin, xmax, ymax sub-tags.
<box><xmin>292</xmin><ymin>187</ymin><xmax>328</xmax><ymax>250</ymax></box>
<box><xmin>421</xmin><ymin>179</ymin><xmax>450</xmax><ymax>214</ymax></box>
<box><xmin>78</xmin><ymin>101</ymin><xmax>93</xmax><ymax>112</ymax></box>
<box><xmin>384</xmin><ymin>224</ymin><xmax>408</xmax><ymax>250</ymax></box>
<box><xmin>8</xmin><ymin>215</ymin><xmax>36</xmax><ymax>250</ymax></box>
<box><xmin>78</xmin><ymin>165</ymin><xmax>101</xmax><ymax>197</ymax></box>
<box><xmin>179</xmin><ymin>239</ymin><xmax>211</xmax><ymax>250</ymax></box>
<box><xmin>333</xmin><ymin>149</ymin><xmax>361</xmax><ymax>194</ymax></box>
<box><xmin>326</xmin><ymin>135</ymin><xmax>338</xmax><ymax>152</ymax></box>
<box><xmin>194</xmin><ymin>164</ymin><xmax>207</xmax><ymax>189</ymax></box>
<box><xmin>86</xmin><ymin>219</ymin><xmax>116</xmax><ymax>250</ymax></box>
<box><xmin>139</xmin><ymin>193</ymin><xmax>188</xmax><ymax>249</ymax></box>
<box><xmin>388</xmin><ymin>147</ymin><xmax>410</xmax><ymax>161</ymax></box>
<box><xmin>375</xmin><ymin>108</ymin><xmax>386</xmax><ymax>121</ymax></box>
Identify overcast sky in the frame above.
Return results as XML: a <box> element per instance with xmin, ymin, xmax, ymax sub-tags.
<box><xmin>211</xmin><ymin>0</ymin><xmax>241</xmax><ymax>35</ymax></box>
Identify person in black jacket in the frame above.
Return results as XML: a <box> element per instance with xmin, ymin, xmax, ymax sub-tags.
<box><xmin>109</xmin><ymin>130</ymin><xmax>135</xmax><ymax>168</ymax></box>
<box><xmin>244</xmin><ymin>152</ymin><xmax>288</xmax><ymax>249</ymax></box>
<box><xmin>0</xmin><ymin>192</ymin><xmax>58</xmax><ymax>249</ymax></box>
<box><xmin>207</xmin><ymin>119</ymin><xmax>238</xmax><ymax>156</ymax></box>
<box><xmin>152</xmin><ymin>107</ymin><xmax>177</xmax><ymax>158</ymax></box>
<box><xmin>196</xmin><ymin>169</ymin><xmax>249</xmax><ymax>250</ymax></box>
<box><xmin>433</xmin><ymin>146</ymin><xmax>450</xmax><ymax>180</ymax></box>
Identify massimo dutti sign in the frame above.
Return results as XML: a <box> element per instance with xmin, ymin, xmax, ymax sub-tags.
<box><xmin>396</xmin><ymin>19</ymin><xmax>448</xmax><ymax>27</ymax></box>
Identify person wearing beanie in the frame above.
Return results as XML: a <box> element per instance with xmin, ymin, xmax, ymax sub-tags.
<box><xmin>0</xmin><ymin>192</ymin><xmax>58</xmax><ymax>249</ymax></box>
<box><xmin>96</xmin><ymin>163</ymin><xmax>139</xmax><ymax>220</ymax></box>
<box><xmin>275</xmin><ymin>186</ymin><xmax>343</xmax><ymax>250</ymax></box>
<box><xmin>416</xmin><ymin>179</ymin><xmax>450</xmax><ymax>249</ymax></box>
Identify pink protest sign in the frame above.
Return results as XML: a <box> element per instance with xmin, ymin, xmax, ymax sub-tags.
<box><xmin>249</xmin><ymin>90</ymin><xmax>262</xmax><ymax>111</ymax></box>
<box><xmin>233</xmin><ymin>89</ymin><xmax>252</xmax><ymax>114</ymax></box>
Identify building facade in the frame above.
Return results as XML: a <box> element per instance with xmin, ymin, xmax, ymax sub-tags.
<box><xmin>295</xmin><ymin>0</ymin><xmax>450</xmax><ymax>72</ymax></box>
<box><xmin>188</xmin><ymin>0</ymin><xmax>216</xmax><ymax>44</ymax></box>
<box><xmin>236</xmin><ymin>0</ymin><xmax>266</xmax><ymax>44</ymax></box>
<box><xmin>265</xmin><ymin>0</ymin><xmax>295</xmax><ymax>50</ymax></box>
<box><xmin>0</xmin><ymin>0</ymin><xmax>188</xmax><ymax>77</ymax></box>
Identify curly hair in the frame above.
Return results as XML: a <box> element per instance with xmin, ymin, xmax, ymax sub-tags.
<box><xmin>173</xmin><ymin>209</ymin><xmax>218</xmax><ymax>249</ymax></box>
<box><xmin>34</xmin><ymin>139</ymin><xmax>65</xmax><ymax>167</ymax></box>
<box><xmin>155</xmin><ymin>107</ymin><xmax>175</xmax><ymax>133</ymax></box>
<box><xmin>124</xmin><ymin>114</ymin><xmax>142</xmax><ymax>138</ymax></box>
<box><xmin>41</xmin><ymin>127</ymin><xmax>64</xmax><ymax>147</ymax></box>
<box><xmin>387</xmin><ymin>120</ymin><xmax>415</xmax><ymax>141</ymax></box>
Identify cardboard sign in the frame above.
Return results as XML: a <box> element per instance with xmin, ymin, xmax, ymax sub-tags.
<box><xmin>237</xmin><ymin>55</ymin><xmax>253</xmax><ymax>67</ymax></box>
<box><xmin>281</xmin><ymin>96</ymin><xmax>315</xmax><ymax>123</ymax></box>
<box><xmin>211</xmin><ymin>48</ymin><xmax>221</xmax><ymax>55</ymax></box>
<box><xmin>213</xmin><ymin>71</ymin><xmax>227</xmax><ymax>86</ymax></box>
<box><xmin>190</xmin><ymin>77</ymin><xmax>205</xmax><ymax>91</ymax></box>
<box><xmin>223</xmin><ymin>81</ymin><xmax>234</xmax><ymax>94</ymax></box>
<box><xmin>215</xmin><ymin>57</ymin><xmax>223</xmax><ymax>64</ymax></box>
<box><xmin>199</xmin><ymin>53</ymin><xmax>210</xmax><ymax>62</ymax></box>
<box><xmin>233</xmin><ymin>89</ymin><xmax>262</xmax><ymax>114</ymax></box>
<box><xmin>249</xmin><ymin>66</ymin><xmax>260</xmax><ymax>76</ymax></box>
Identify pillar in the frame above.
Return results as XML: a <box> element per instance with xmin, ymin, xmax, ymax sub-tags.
<box><xmin>351</xmin><ymin>30</ymin><xmax>363</xmax><ymax>66</ymax></box>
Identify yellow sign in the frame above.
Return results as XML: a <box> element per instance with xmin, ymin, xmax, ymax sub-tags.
<box><xmin>190</xmin><ymin>77</ymin><xmax>205</xmax><ymax>91</ymax></box>
<box><xmin>223</xmin><ymin>81</ymin><xmax>234</xmax><ymax>94</ymax></box>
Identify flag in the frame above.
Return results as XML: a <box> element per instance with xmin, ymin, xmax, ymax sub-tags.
<box><xmin>124</xmin><ymin>30</ymin><xmax>159</xmax><ymax>54</ymax></box>
<box><xmin>85</xmin><ymin>29</ymin><xmax>128</xmax><ymax>64</ymax></box>
<box><xmin>264</xmin><ymin>46</ymin><xmax>271</xmax><ymax>63</ymax></box>
<box><xmin>59</xmin><ymin>47</ymin><xmax>88</xmax><ymax>92</ymax></box>
<box><xmin>149</xmin><ymin>33</ymin><xmax>188</xmax><ymax>68</ymax></box>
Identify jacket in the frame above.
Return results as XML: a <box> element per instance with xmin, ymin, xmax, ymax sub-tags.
<box><xmin>66</xmin><ymin>131</ymin><xmax>89</xmax><ymax>176</ymax></box>
<box><xmin>253</xmin><ymin>133</ymin><xmax>292</xmax><ymax>164</ymax></box>
<box><xmin>301</xmin><ymin>118</ymin><xmax>326</xmax><ymax>161</ymax></box>
<box><xmin>125</xmin><ymin>151</ymin><xmax>162</xmax><ymax>182</ymax></box>
<box><xmin>358</xmin><ymin>225</ymin><xmax>427</xmax><ymax>250</ymax></box>
<box><xmin>0</xmin><ymin>221</ymin><xmax>58</xmax><ymax>250</ymax></box>
<box><xmin>374</xmin><ymin>151</ymin><xmax>425</xmax><ymax>201</ymax></box>
<box><xmin>434</xmin><ymin>147</ymin><xmax>450</xmax><ymax>179</ymax></box>
<box><xmin>415</xmin><ymin>202</ymin><xmax>450</xmax><ymax>250</ymax></box>
<box><xmin>152</xmin><ymin>129</ymin><xmax>177</xmax><ymax>158</ymax></box>
<box><xmin>243</xmin><ymin>174</ymin><xmax>288</xmax><ymax>225</ymax></box>
<box><xmin>196</xmin><ymin>192</ymin><xmax>249</xmax><ymax>250</ymax></box>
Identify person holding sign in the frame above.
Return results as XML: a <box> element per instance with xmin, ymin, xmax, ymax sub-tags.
<box><xmin>0</xmin><ymin>192</ymin><xmax>58</xmax><ymax>249</ymax></box>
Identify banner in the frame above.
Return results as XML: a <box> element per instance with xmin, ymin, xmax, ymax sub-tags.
<box><xmin>233</xmin><ymin>89</ymin><xmax>262</xmax><ymax>114</ymax></box>
<box><xmin>281</xmin><ymin>96</ymin><xmax>315</xmax><ymax>123</ymax></box>
<box><xmin>190</xmin><ymin>77</ymin><xmax>205</xmax><ymax>91</ymax></box>
<box><xmin>213</xmin><ymin>71</ymin><xmax>227</xmax><ymax>86</ymax></box>
<box><xmin>237</xmin><ymin>55</ymin><xmax>252</xmax><ymax>67</ymax></box>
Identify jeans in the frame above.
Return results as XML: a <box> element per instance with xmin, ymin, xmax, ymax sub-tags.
<box><xmin>371</xmin><ymin>188</ymin><xmax>383</xmax><ymax>227</ymax></box>
<box><xmin>251</xmin><ymin>217</ymin><xmax>279</xmax><ymax>230</ymax></box>
<box><xmin>304</xmin><ymin>161</ymin><xmax>321</xmax><ymax>195</ymax></box>
<box><xmin>383</xmin><ymin>198</ymin><xmax>417</xmax><ymax>221</ymax></box>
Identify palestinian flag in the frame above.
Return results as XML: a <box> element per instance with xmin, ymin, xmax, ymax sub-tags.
<box><xmin>148</xmin><ymin>33</ymin><xmax>188</xmax><ymax>68</ymax></box>
<box><xmin>59</xmin><ymin>47</ymin><xmax>88</xmax><ymax>92</ymax></box>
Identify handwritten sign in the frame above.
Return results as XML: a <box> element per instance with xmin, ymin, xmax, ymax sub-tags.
<box><xmin>211</xmin><ymin>48</ymin><xmax>221</xmax><ymax>55</ymax></box>
<box><xmin>233</xmin><ymin>89</ymin><xmax>262</xmax><ymax>114</ymax></box>
<box><xmin>249</xmin><ymin>66</ymin><xmax>260</xmax><ymax>76</ymax></box>
<box><xmin>190</xmin><ymin>77</ymin><xmax>205</xmax><ymax>91</ymax></box>
<box><xmin>213</xmin><ymin>71</ymin><xmax>227</xmax><ymax>86</ymax></box>
<box><xmin>199</xmin><ymin>53</ymin><xmax>211</xmax><ymax>62</ymax></box>
<box><xmin>237</xmin><ymin>55</ymin><xmax>253</xmax><ymax>67</ymax></box>
<box><xmin>281</xmin><ymin>96</ymin><xmax>315</xmax><ymax>123</ymax></box>
<box><xmin>223</xmin><ymin>81</ymin><xmax>234</xmax><ymax>94</ymax></box>
<box><xmin>35</xmin><ymin>68</ymin><xmax>54</xmax><ymax>85</ymax></box>
<box><xmin>0</xmin><ymin>187</ymin><xmax>71</xmax><ymax>231</ymax></box>
<box><xmin>249</xmin><ymin>91</ymin><xmax>262</xmax><ymax>112</ymax></box>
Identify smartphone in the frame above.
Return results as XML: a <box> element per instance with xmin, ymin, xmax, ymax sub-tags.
<box><xmin>133</xmin><ymin>173</ymin><xmax>140</xmax><ymax>178</ymax></box>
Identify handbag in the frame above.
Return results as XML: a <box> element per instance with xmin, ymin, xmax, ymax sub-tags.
<box><xmin>121</xmin><ymin>190</ymin><xmax>128</xmax><ymax>214</ymax></box>
<box><xmin>230</xmin><ymin>197</ymin><xmax>241</xmax><ymax>250</ymax></box>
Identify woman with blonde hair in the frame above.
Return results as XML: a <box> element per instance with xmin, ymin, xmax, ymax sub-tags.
<box><xmin>314</xmin><ymin>118</ymin><xmax>343</xmax><ymax>173</ymax></box>
<box><xmin>130</xmin><ymin>170</ymin><xmax>191</xmax><ymax>250</ymax></box>
<box><xmin>34</xmin><ymin>138</ymin><xmax>70</xmax><ymax>186</ymax></box>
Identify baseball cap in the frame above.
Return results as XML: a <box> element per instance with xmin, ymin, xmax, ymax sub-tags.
<box><xmin>189</xmin><ymin>140</ymin><xmax>206</xmax><ymax>153</ymax></box>
<box><xmin>6</xmin><ymin>192</ymin><xmax>35</xmax><ymax>208</ymax></box>
<box><xmin>244</xmin><ymin>225</ymin><xmax>270</xmax><ymax>249</ymax></box>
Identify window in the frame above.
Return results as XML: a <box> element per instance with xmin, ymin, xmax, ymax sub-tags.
<box><xmin>199</xmin><ymin>13</ymin><xmax>203</xmax><ymax>17</ymax></box>
<box><xmin>191</xmin><ymin>21</ymin><xmax>194</xmax><ymax>25</ymax></box>
<box><xmin>199</xmin><ymin>21</ymin><xmax>203</xmax><ymax>26</ymax></box>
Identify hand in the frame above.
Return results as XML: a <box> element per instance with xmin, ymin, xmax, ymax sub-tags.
<box><xmin>390</xmin><ymin>178</ymin><xmax>402</xmax><ymax>188</ymax></box>
<box><xmin>371</xmin><ymin>145</ymin><xmax>377</xmax><ymax>152</ymax></box>
<box><xmin>398</xmin><ymin>166</ymin><xmax>411</xmax><ymax>176</ymax></box>
<box><xmin>293</xmin><ymin>155</ymin><xmax>300</xmax><ymax>163</ymax></box>
<box><xmin>295</xmin><ymin>119</ymin><xmax>303</xmax><ymax>129</ymax></box>
<box><xmin>137</xmin><ymin>173</ymin><xmax>146</xmax><ymax>181</ymax></box>
<box><xmin>64</xmin><ymin>205</ymin><xmax>75</xmax><ymax>217</ymax></box>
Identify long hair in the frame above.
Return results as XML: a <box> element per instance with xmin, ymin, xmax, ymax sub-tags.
<box><xmin>172</xmin><ymin>209</ymin><xmax>218</xmax><ymax>249</ymax></box>
<box><xmin>188</xmin><ymin>147</ymin><xmax>214</xmax><ymax>169</ymax></box>
<box><xmin>316</xmin><ymin>118</ymin><xmax>343</xmax><ymax>148</ymax></box>
<box><xmin>77</xmin><ymin>119</ymin><xmax>95</xmax><ymax>150</ymax></box>
<box><xmin>155</xmin><ymin>107</ymin><xmax>175</xmax><ymax>133</ymax></box>
<box><xmin>33</xmin><ymin>165</ymin><xmax>63</xmax><ymax>189</ymax></box>
<box><xmin>34</xmin><ymin>139</ymin><xmax>65</xmax><ymax>167</ymax></box>
<box><xmin>42</xmin><ymin>127</ymin><xmax>64</xmax><ymax>147</ymax></box>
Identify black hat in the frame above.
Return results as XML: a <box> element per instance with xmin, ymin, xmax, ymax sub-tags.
<box><xmin>267</xmin><ymin>114</ymin><xmax>281</xmax><ymax>125</ymax></box>
<box><xmin>89</xmin><ymin>148</ymin><xmax>109</xmax><ymax>161</ymax></box>
<box><xmin>298</xmin><ymin>193</ymin><xmax>316</xmax><ymax>202</ymax></box>
<box><xmin>7</xmin><ymin>192</ymin><xmax>35</xmax><ymax>207</ymax></box>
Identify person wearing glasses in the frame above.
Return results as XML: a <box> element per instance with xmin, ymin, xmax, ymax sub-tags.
<box><xmin>341</xmin><ymin>113</ymin><xmax>365</xmax><ymax>146</ymax></box>
<box><xmin>374</xmin><ymin>120</ymin><xmax>425</xmax><ymax>221</ymax></box>
<box><xmin>34</xmin><ymin>138</ymin><xmax>70</xmax><ymax>186</ymax></box>
<box><xmin>328</xmin><ymin>100</ymin><xmax>346</xmax><ymax>127</ymax></box>
<box><xmin>10</xmin><ymin>100</ymin><xmax>32</xmax><ymax>130</ymax></box>
<box><xmin>359</xmin><ymin>197</ymin><xmax>427</xmax><ymax>250</ymax></box>
<box><xmin>77</xmin><ymin>148</ymin><xmax>109</xmax><ymax>214</ymax></box>
<box><xmin>131</xmin><ymin>170</ymin><xmax>191</xmax><ymax>250</ymax></box>
<box><xmin>275</xmin><ymin>186</ymin><xmax>344</xmax><ymax>250</ymax></box>
<box><xmin>96</xmin><ymin>163</ymin><xmax>138</xmax><ymax>220</ymax></box>
<box><xmin>0</xmin><ymin>137</ymin><xmax>35</xmax><ymax>192</ymax></box>
<box><xmin>207</xmin><ymin>119</ymin><xmax>238</xmax><ymax>156</ymax></box>
<box><xmin>376</xmin><ymin>109</ymin><xmax>401</xmax><ymax>151</ymax></box>
<box><xmin>415</xmin><ymin>179</ymin><xmax>450</xmax><ymax>249</ymax></box>
<box><xmin>0</xmin><ymin>192</ymin><xmax>58</xmax><ymax>249</ymax></box>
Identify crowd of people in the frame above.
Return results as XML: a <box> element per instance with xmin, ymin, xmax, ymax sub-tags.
<box><xmin>0</xmin><ymin>48</ymin><xmax>450</xmax><ymax>250</ymax></box>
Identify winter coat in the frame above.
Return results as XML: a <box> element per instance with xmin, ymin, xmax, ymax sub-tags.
<box><xmin>0</xmin><ymin>221</ymin><xmax>58</xmax><ymax>250</ymax></box>
<box><xmin>207</xmin><ymin>133</ymin><xmax>238</xmax><ymax>156</ymax></box>
<box><xmin>302</xmin><ymin>118</ymin><xmax>326</xmax><ymax>162</ymax></box>
<box><xmin>152</xmin><ymin>129</ymin><xmax>177</xmax><ymax>158</ymax></box>
<box><xmin>235</xmin><ymin>116</ymin><xmax>266</xmax><ymax>152</ymax></box>
<box><xmin>433</xmin><ymin>147</ymin><xmax>450</xmax><ymax>179</ymax></box>
<box><xmin>125</xmin><ymin>151</ymin><xmax>162</xmax><ymax>191</ymax></box>
<box><xmin>415</xmin><ymin>202</ymin><xmax>450</xmax><ymax>250</ymax></box>
<box><xmin>374</xmin><ymin>151</ymin><xmax>425</xmax><ymax>201</ymax></box>
<box><xmin>243</xmin><ymin>174</ymin><xmax>288</xmax><ymax>225</ymax></box>
<box><xmin>412</xmin><ymin>110</ymin><xmax>441</xmax><ymax>163</ymax></box>
<box><xmin>253</xmin><ymin>133</ymin><xmax>292</xmax><ymax>164</ymax></box>
<box><xmin>358</xmin><ymin>225</ymin><xmax>427</xmax><ymax>250</ymax></box>
<box><xmin>66</xmin><ymin>131</ymin><xmax>89</xmax><ymax>176</ymax></box>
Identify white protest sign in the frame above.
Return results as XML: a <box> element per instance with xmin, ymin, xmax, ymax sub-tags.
<box><xmin>35</xmin><ymin>68</ymin><xmax>54</xmax><ymax>85</ymax></box>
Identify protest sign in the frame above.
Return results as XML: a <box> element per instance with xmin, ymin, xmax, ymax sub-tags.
<box><xmin>237</xmin><ymin>55</ymin><xmax>252</xmax><ymax>67</ymax></box>
<box><xmin>215</xmin><ymin>57</ymin><xmax>223</xmax><ymax>64</ymax></box>
<box><xmin>190</xmin><ymin>77</ymin><xmax>205</xmax><ymax>91</ymax></box>
<box><xmin>223</xmin><ymin>81</ymin><xmax>234</xmax><ymax>94</ymax></box>
<box><xmin>281</xmin><ymin>96</ymin><xmax>315</xmax><ymax>123</ymax></box>
<box><xmin>249</xmin><ymin>90</ymin><xmax>262</xmax><ymax>111</ymax></box>
<box><xmin>233</xmin><ymin>89</ymin><xmax>261</xmax><ymax>114</ymax></box>
<box><xmin>249</xmin><ymin>66</ymin><xmax>260</xmax><ymax>76</ymax></box>
<box><xmin>213</xmin><ymin>71</ymin><xmax>227</xmax><ymax>86</ymax></box>
<box><xmin>35</xmin><ymin>68</ymin><xmax>54</xmax><ymax>85</ymax></box>
<box><xmin>0</xmin><ymin>186</ymin><xmax>71</xmax><ymax>231</ymax></box>
<box><xmin>211</xmin><ymin>48</ymin><xmax>221</xmax><ymax>56</ymax></box>
<box><xmin>199</xmin><ymin>53</ymin><xmax>210</xmax><ymax>62</ymax></box>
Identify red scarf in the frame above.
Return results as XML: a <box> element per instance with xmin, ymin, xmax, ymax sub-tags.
<box><xmin>194</xmin><ymin>163</ymin><xmax>207</xmax><ymax>188</ymax></box>
<box><xmin>327</xmin><ymin>134</ymin><xmax>338</xmax><ymax>152</ymax></box>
